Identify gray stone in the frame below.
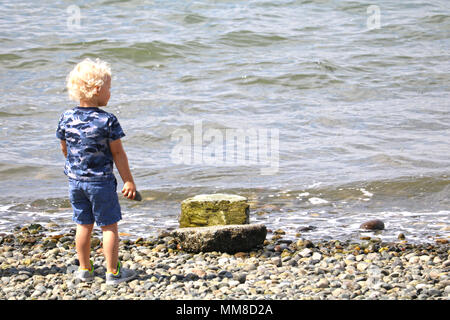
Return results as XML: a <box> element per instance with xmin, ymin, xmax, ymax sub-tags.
<box><xmin>316</xmin><ymin>278</ymin><xmax>329</xmax><ymax>288</ymax></box>
<box><xmin>15</xmin><ymin>274</ymin><xmax>30</xmax><ymax>282</ymax></box>
<box><xmin>271</xmin><ymin>257</ymin><xmax>282</xmax><ymax>267</ymax></box>
<box><xmin>299</xmin><ymin>248</ymin><xmax>312</xmax><ymax>258</ymax></box>
<box><xmin>357</xmin><ymin>262</ymin><xmax>369</xmax><ymax>272</ymax></box>
<box><xmin>360</xmin><ymin>219</ymin><xmax>385</xmax><ymax>230</ymax></box>
<box><xmin>35</xmin><ymin>285</ymin><xmax>46</xmax><ymax>292</ymax></box>
<box><xmin>311</xmin><ymin>252</ymin><xmax>322</xmax><ymax>262</ymax></box>
<box><xmin>171</xmin><ymin>224</ymin><xmax>267</xmax><ymax>253</ymax></box>
<box><xmin>218</xmin><ymin>270</ymin><xmax>233</xmax><ymax>278</ymax></box>
<box><xmin>233</xmin><ymin>273</ymin><xmax>247</xmax><ymax>284</ymax></box>
<box><xmin>427</xmin><ymin>289</ymin><xmax>442</xmax><ymax>296</ymax></box>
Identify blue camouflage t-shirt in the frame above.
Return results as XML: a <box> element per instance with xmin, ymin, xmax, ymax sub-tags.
<box><xmin>56</xmin><ymin>106</ymin><xmax>125</xmax><ymax>181</ymax></box>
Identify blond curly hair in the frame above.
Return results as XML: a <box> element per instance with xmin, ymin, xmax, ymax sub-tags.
<box><xmin>66</xmin><ymin>58</ymin><xmax>111</xmax><ymax>101</ymax></box>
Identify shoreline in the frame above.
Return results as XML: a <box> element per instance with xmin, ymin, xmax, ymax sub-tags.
<box><xmin>0</xmin><ymin>223</ymin><xmax>448</xmax><ymax>300</ymax></box>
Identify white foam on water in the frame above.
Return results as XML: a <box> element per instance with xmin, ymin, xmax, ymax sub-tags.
<box><xmin>359</xmin><ymin>188</ymin><xmax>373</xmax><ymax>197</ymax></box>
<box><xmin>308</xmin><ymin>197</ymin><xmax>329</xmax><ymax>205</ymax></box>
<box><xmin>0</xmin><ymin>204</ymin><xmax>15</xmax><ymax>212</ymax></box>
<box><xmin>281</xmin><ymin>213</ymin><xmax>309</xmax><ymax>221</ymax></box>
<box><xmin>308</xmin><ymin>182</ymin><xmax>322</xmax><ymax>189</ymax></box>
<box><xmin>298</xmin><ymin>192</ymin><xmax>310</xmax><ymax>197</ymax></box>
<box><xmin>381</xmin><ymin>210</ymin><xmax>450</xmax><ymax>217</ymax></box>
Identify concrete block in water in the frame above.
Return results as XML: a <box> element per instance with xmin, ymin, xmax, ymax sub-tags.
<box><xmin>171</xmin><ymin>224</ymin><xmax>267</xmax><ymax>253</ymax></box>
<box><xmin>179</xmin><ymin>194</ymin><xmax>249</xmax><ymax>228</ymax></box>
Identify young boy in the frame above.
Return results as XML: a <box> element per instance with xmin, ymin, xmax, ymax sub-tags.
<box><xmin>56</xmin><ymin>58</ymin><xmax>136</xmax><ymax>284</ymax></box>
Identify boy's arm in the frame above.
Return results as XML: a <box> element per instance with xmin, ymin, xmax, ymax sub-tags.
<box><xmin>60</xmin><ymin>140</ymin><xmax>67</xmax><ymax>158</ymax></box>
<box><xmin>109</xmin><ymin>139</ymin><xmax>136</xmax><ymax>200</ymax></box>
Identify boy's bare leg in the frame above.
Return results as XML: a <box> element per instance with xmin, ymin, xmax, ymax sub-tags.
<box><xmin>101</xmin><ymin>222</ymin><xmax>119</xmax><ymax>274</ymax></box>
<box><xmin>76</xmin><ymin>223</ymin><xmax>94</xmax><ymax>270</ymax></box>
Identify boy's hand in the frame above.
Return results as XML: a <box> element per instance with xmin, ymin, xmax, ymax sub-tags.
<box><xmin>122</xmin><ymin>181</ymin><xmax>136</xmax><ymax>200</ymax></box>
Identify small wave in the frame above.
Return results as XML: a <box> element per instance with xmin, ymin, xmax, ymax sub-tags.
<box><xmin>0</xmin><ymin>53</ymin><xmax>21</xmax><ymax>62</ymax></box>
<box><xmin>219</xmin><ymin>30</ymin><xmax>288</xmax><ymax>47</ymax></box>
<box><xmin>0</xmin><ymin>111</ymin><xmax>28</xmax><ymax>117</ymax></box>
<box><xmin>95</xmin><ymin>42</ymin><xmax>184</xmax><ymax>63</ymax></box>
<box><xmin>0</xmin><ymin>164</ymin><xmax>42</xmax><ymax>176</ymax></box>
<box><xmin>420</xmin><ymin>14</ymin><xmax>450</xmax><ymax>24</ymax></box>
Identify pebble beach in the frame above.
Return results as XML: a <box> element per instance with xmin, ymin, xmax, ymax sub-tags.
<box><xmin>0</xmin><ymin>223</ymin><xmax>449</xmax><ymax>300</ymax></box>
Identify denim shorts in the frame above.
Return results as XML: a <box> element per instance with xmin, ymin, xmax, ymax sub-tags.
<box><xmin>68</xmin><ymin>177</ymin><xmax>122</xmax><ymax>226</ymax></box>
